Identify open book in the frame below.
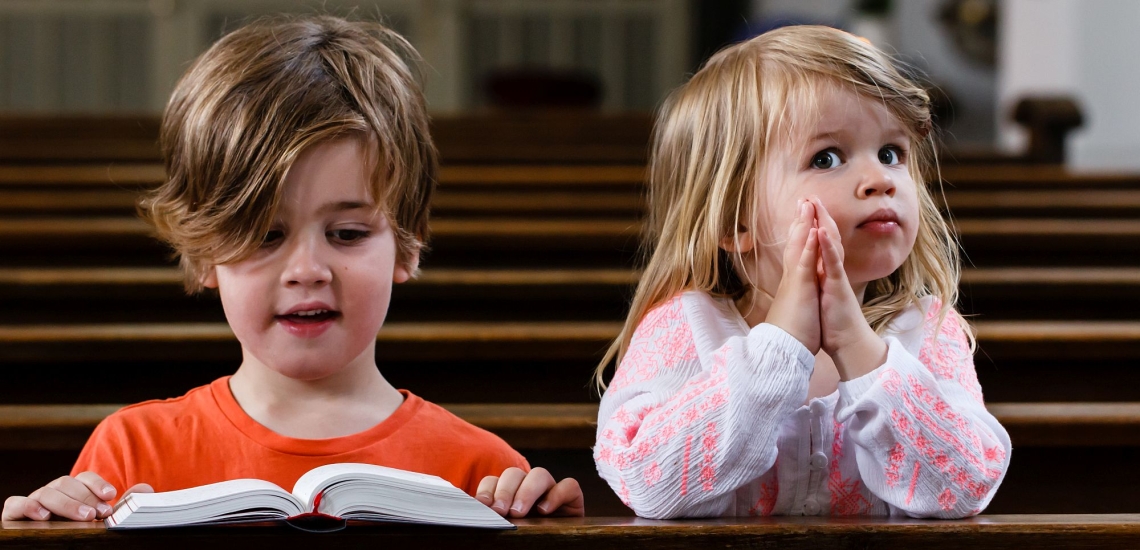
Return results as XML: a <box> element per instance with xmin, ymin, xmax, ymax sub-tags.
<box><xmin>106</xmin><ymin>463</ymin><xmax>514</xmax><ymax>530</ymax></box>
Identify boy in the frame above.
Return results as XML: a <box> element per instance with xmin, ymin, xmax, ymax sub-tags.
<box><xmin>3</xmin><ymin>15</ymin><xmax>583</xmax><ymax>522</ymax></box>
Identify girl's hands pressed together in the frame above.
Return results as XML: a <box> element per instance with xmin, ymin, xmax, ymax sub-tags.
<box><xmin>811</xmin><ymin>198</ymin><xmax>887</xmax><ymax>380</ymax></box>
<box><xmin>476</xmin><ymin>467</ymin><xmax>585</xmax><ymax>518</ymax></box>
<box><xmin>2</xmin><ymin>472</ymin><xmax>153</xmax><ymax>521</ymax></box>
<box><xmin>766</xmin><ymin>200</ymin><xmax>822</xmax><ymax>353</ymax></box>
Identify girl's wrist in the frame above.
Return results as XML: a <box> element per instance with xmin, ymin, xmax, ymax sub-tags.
<box><xmin>830</xmin><ymin>327</ymin><xmax>887</xmax><ymax>381</ymax></box>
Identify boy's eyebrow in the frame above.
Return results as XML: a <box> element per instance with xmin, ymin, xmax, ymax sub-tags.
<box><xmin>317</xmin><ymin>201</ymin><xmax>375</xmax><ymax>214</ymax></box>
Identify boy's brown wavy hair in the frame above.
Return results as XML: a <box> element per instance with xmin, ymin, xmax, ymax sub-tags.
<box><xmin>140</xmin><ymin>15</ymin><xmax>437</xmax><ymax>293</ymax></box>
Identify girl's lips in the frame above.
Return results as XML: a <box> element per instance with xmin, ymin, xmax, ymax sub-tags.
<box><xmin>858</xmin><ymin>220</ymin><xmax>900</xmax><ymax>234</ymax></box>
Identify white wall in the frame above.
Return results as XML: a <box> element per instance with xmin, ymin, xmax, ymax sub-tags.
<box><xmin>999</xmin><ymin>0</ymin><xmax>1140</xmax><ymax>171</ymax></box>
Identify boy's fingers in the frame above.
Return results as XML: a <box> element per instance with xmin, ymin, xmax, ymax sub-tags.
<box><xmin>30</xmin><ymin>486</ymin><xmax>96</xmax><ymax>521</ymax></box>
<box><xmin>535</xmin><ymin>478</ymin><xmax>586</xmax><ymax>517</ymax></box>
<box><xmin>491</xmin><ymin>467</ymin><xmax>526</xmax><ymax>516</ymax></box>
<box><xmin>475</xmin><ymin>476</ymin><xmax>498</xmax><ymax>508</ymax></box>
<box><xmin>2</xmin><ymin>496</ymin><xmax>50</xmax><ymax>521</ymax></box>
<box><xmin>75</xmin><ymin>472</ymin><xmax>116</xmax><ymax>502</ymax></box>
<box><xmin>507</xmin><ymin>468</ymin><xmax>555</xmax><ymax>518</ymax></box>
<box><xmin>46</xmin><ymin>476</ymin><xmax>110</xmax><ymax>519</ymax></box>
<box><xmin>122</xmin><ymin>483</ymin><xmax>154</xmax><ymax>499</ymax></box>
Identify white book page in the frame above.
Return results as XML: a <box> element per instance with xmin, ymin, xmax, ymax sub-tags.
<box><xmin>291</xmin><ymin>463</ymin><xmax>451</xmax><ymax>507</ymax></box>
<box><xmin>109</xmin><ymin>479</ymin><xmax>306</xmax><ymax>527</ymax></box>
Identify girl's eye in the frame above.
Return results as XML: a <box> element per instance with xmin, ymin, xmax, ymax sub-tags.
<box><xmin>329</xmin><ymin>229</ymin><xmax>370</xmax><ymax>242</ymax></box>
<box><xmin>879</xmin><ymin>146</ymin><xmax>903</xmax><ymax>166</ymax></box>
<box><xmin>811</xmin><ymin>150</ymin><xmax>842</xmax><ymax>169</ymax></box>
<box><xmin>261</xmin><ymin>229</ymin><xmax>284</xmax><ymax>247</ymax></box>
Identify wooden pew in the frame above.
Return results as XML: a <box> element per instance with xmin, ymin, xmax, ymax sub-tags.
<box><xmin>0</xmin><ymin>320</ymin><xmax>1136</xmax><ymax>404</ymax></box>
<box><xmin>2</xmin><ymin>266</ymin><xmax>1138</xmax><ymax>323</ymax></box>
<box><xmin>4</xmin><ymin>216</ymin><xmax>1140</xmax><ymax>268</ymax></box>
<box><xmin>5</xmin><ymin>515</ymin><xmax>1140</xmax><ymax>548</ymax></box>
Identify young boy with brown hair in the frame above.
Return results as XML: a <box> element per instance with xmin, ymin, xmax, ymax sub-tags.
<box><xmin>3</xmin><ymin>15</ymin><xmax>583</xmax><ymax>522</ymax></box>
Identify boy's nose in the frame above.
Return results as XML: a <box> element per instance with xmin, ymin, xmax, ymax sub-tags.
<box><xmin>856</xmin><ymin>163</ymin><xmax>896</xmax><ymax>198</ymax></box>
<box><xmin>282</xmin><ymin>239</ymin><xmax>332</xmax><ymax>287</ymax></box>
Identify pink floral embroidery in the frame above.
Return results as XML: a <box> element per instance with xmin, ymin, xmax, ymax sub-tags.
<box><xmin>885</xmin><ymin>443</ymin><xmax>906</xmax><ymax>487</ymax></box>
<box><xmin>607</xmin><ymin>296</ymin><xmax>698</xmax><ymax>392</ymax></box>
<box><xmin>644</xmin><ymin>462</ymin><xmax>662</xmax><ymax>487</ymax></box>
<box><xmin>829</xmin><ymin>421</ymin><xmax>872</xmax><ymax>515</ymax></box>
<box><xmin>906</xmin><ymin>461</ymin><xmax>920</xmax><ymax>505</ymax></box>
<box><xmin>917</xmin><ymin>305</ymin><xmax>985</xmax><ymax>404</ymax></box>
<box><xmin>900</xmin><ymin>377</ymin><xmax>999</xmax><ymax>480</ymax></box>
<box><xmin>938</xmin><ymin>488</ymin><xmax>958</xmax><ymax>511</ymax></box>
<box><xmin>890</xmin><ymin>409</ymin><xmax>993</xmax><ymax>501</ymax></box>
<box><xmin>618</xmin><ymin>479</ymin><xmax>631</xmax><ymax>506</ymax></box>
<box><xmin>748</xmin><ymin>469</ymin><xmax>779</xmax><ymax>516</ymax></box>
<box><xmin>881</xmin><ymin>368</ymin><xmax>903</xmax><ymax>395</ymax></box>
<box><xmin>700</xmin><ymin>422</ymin><xmax>719</xmax><ymax>491</ymax></box>
<box><xmin>680</xmin><ymin>435</ymin><xmax>693</xmax><ymax>496</ymax></box>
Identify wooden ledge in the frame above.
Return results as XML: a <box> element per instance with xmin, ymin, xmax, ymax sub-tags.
<box><xmin>4</xmin><ymin>515</ymin><xmax>1140</xmax><ymax>548</ymax></box>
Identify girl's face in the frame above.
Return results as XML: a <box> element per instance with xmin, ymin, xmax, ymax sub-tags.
<box><xmin>203</xmin><ymin>137</ymin><xmax>415</xmax><ymax>382</ymax></box>
<box><xmin>762</xmin><ymin>86</ymin><xmax>920</xmax><ymax>288</ymax></box>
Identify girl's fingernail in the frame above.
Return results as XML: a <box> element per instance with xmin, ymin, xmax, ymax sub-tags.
<box><xmin>78</xmin><ymin>505</ymin><xmax>94</xmax><ymax>520</ymax></box>
<box><xmin>101</xmin><ymin>485</ymin><xmax>115</xmax><ymax>498</ymax></box>
<box><xmin>510</xmin><ymin>501</ymin><xmax>526</xmax><ymax>514</ymax></box>
<box><xmin>493</xmin><ymin>499</ymin><xmax>508</xmax><ymax>512</ymax></box>
<box><xmin>96</xmin><ymin>503</ymin><xmax>112</xmax><ymax>516</ymax></box>
<box><xmin>37</xmin><ymin>507</ymin><xmax>49</xmax><ymax>520</ymax></box>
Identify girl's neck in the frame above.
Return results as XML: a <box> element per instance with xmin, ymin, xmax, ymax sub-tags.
<box><xmin>228</xmin><ymin>345</ymin><xmax>404</xmax><ymax>439</ymax></box>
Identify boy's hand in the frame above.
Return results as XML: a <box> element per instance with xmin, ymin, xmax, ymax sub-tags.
<box><xmin>812</xmin><ymin>199</ymin><xmax>887</xmax><ymax>380</ymax></box>
<box><xmin>767</xmin><ymin>199</ymin><xmax>822</xmax><ymax>353</ymax></box>
<box><xmin>475</xmin><ymin>467</ymin><xmax>585</xmax><ymax>518</ymax></box>
<box><xmin>2</xmin><ymin>473</ymin><xmax>153</xmax><ymax>521</ymax></box>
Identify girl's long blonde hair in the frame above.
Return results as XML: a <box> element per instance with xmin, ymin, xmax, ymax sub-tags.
<box><xmin>594</xmin><ymin>25</ymin><xmax>964</xmax><ymax>390</ymax></box>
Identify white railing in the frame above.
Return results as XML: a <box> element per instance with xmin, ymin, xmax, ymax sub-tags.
<box><xmin>0</xmin><ymin>0</ymin><xmax>689</xmax><ymax>114</ymax></box>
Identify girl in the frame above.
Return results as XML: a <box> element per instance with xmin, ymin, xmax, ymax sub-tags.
<box><xmin>592</xmin><ymin>25</ymin><xmax>1010</xmax><ymax>519</ymax></box>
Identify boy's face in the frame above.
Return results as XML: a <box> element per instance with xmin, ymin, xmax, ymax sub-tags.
<box><xmin>761</xmin><ymin>86</ymin><xmax>920</xmax><ymax>288</ymax></box>
<box><xmin>203</xmin><ymin>137</ymin><xmax>415</xmax><ymax>381</ymax></box>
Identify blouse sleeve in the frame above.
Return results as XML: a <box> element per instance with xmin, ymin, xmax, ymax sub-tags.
<box><xmin>594</xmin><ymin>295</ymin><xmax>814</xmax><ymax>518</ymax></box>
<box><xmin>835</xmin><ymin>305</ymin><xmax>1011</xmax><ymax>518</ymax></box>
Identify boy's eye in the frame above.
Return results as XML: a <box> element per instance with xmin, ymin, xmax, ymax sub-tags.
<box><xmin>811</xmin><ymin>150</ymin><xmax>842</xmax><ymax>169</ymax></box>
<box><xmin>879</xmin><ymin>146</ymin><xmax>903</xmax><ymax>166</ymax></box>
<box><xmin>261</xmin><ymin>229</ymin><xmax>284</xmax><ymax>246</ymax></box>
<box><xmin>329</xmin><ymin>229</ymin><xmax>370</xmax><ymax>242</ymax></box>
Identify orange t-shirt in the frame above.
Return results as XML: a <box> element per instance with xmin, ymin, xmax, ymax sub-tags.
<box><xmin>72</xmin><ymin>377</ymin><xmax>528</xmax><ymax>502</ymax></box>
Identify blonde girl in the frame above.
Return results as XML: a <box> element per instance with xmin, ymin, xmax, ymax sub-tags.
<box><xmin>592</xmin><ymin>25</ymin><xmax>1010</xmax><ymax>519</ymax></box>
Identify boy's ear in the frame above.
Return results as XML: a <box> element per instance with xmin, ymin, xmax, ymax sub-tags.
<box><xmin>201</xmin><ymin>266</ymin><xmax>219</xmax><ymax>289</ymax></box>
<box><xmin>393</xmin><ymin>248</ymin><xmax>420</xmax><ymax>284</ymax></box>
<box><xmin>719</xmin><ymin>224</ymin><xmax>755</xmax><ymax>254</ymax></box>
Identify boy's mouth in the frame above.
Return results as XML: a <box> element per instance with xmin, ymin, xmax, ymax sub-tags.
<box><xmin>276</xmin><ymin>309</ymin><xmax>341</xmax><ymax>324</ymax></box>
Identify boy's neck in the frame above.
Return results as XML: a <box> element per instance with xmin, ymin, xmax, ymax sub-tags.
<box><xmin>227</xmin><ymin>346</ymin><xmax>404</xmax><ymax>439</ymax></box>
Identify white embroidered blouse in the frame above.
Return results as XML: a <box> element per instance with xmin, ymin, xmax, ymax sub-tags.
<box><xmin>593</xmin><ymin>291</ymin><xmax>1011</xmax><ymax>519</ymax></box>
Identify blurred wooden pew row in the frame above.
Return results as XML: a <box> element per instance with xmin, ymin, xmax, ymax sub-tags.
<box><xmin>3</xmin><ymin>319</ymin><xmax>1138</xmax><ymax>362</ymax></box>
<box><xmin>5</xmin><ymin>163</ymin><xmax>1140</xmax><ymax>219</ymax></box>
<box><xmin>0</xmin><ymin>402</ymin><xmax>1135</xmax><ymax>452</ymax></box>
<box><xmin>0</xmin><ymin>319</ymin><xmax>1136</xmax><ymax>405</ymax></box>
<box><xmin>0</xmin><ymin>100</ymin><xmax>1081</xmax><ymax>165</ymax></box>
<box><xmin>2</xmin><ymin>216</ymin><xmax>1139</xmax><ymax>268</ymax></box>
<box><xmin>2</xmin><ymin>266</ymin><xmax>1138</xmax><ymax>322</ymax></box>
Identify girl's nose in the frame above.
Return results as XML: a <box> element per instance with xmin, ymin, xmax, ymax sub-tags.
<box><xmin>282</xmin><ymin>237</ymin><xmax>332</xmax><ymax>287</ymax></box>
<box><xmin>856</xmin><ymin>162</ymin><xmax>897</xmax><ymax>198</ymax></box>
